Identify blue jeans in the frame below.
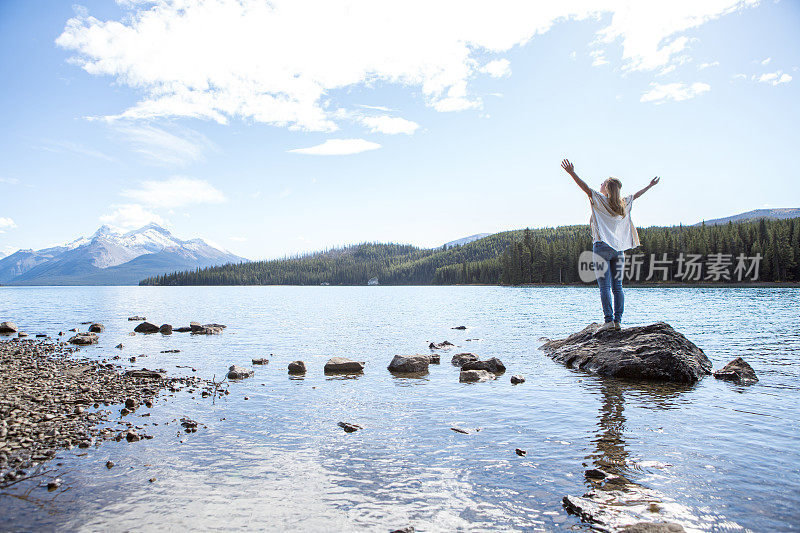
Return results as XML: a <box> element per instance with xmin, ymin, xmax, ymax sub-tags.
<box><xmin>593</xmin><ymin>241</ymin><xmax>625</xmax><ymax>324</ymax></box>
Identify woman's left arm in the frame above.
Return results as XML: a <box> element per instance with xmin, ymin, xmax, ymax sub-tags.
<box><xmin>633</xmin><ymin>176</ymin><xmax>660</xmax><ymax>200</ymax></box>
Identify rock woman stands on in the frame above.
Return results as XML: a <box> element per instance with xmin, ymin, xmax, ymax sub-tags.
<box><xmin>560</xmin><ymin>159</ymin><xmax>660</xmax><ymax>332</ymax></box>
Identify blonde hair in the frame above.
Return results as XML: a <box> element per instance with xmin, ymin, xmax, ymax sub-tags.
<box><xmin>606</xmin><ymin>177</ymin><xmax>625</xmax><ymax>216</ymax></box>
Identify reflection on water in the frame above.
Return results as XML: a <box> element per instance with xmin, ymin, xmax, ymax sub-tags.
<box><xmin>0</xmin><ymin>285</ymin><xmax>799</xmax><ymax>531</ymax></box>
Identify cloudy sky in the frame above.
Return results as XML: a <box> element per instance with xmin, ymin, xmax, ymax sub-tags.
<box><xmin>0</xmin><ymin>0</ymin><xmax>798</xmax><ymax>259</ymax></box>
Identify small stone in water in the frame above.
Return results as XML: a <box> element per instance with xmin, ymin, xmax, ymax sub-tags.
<box><xmin>515</xmin><ymin>448</ymin><xmax>526</xmax><ymax>456</ymax></box>
<box><xmin>47</xmin><ymin>479</ymin><xmax>61</xmax><ymax>491</ymax></box>
<box><xmin>106</xmin><ymin>461</ymin><xmax>115</xmax><ymax>469</ymax></box>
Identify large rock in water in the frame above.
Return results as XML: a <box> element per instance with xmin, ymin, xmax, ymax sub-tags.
<box><xmin>324</xmin><ymin>357</ymin><xmax>365</xmax><ymax>374</ymax></box>
<box><xmin>461</xmin><ymin>357</ymin><xmax>506</xmax><ymax>374</ymax></box>
<box><xmin>388</xmin><ymin>355</ymin><xmax>429</xmax><ymax>374</ymax></box>
<box><xmin>134</xmin><ymin>321</ymin><xmax>160</xmax><ymax>334</ymax></box>
<box><xmin>0</xmin><ymin>322</ymin><xmax>18</xmax><ymax>334</ymax></box>
<box><xmin>714</xmin><ymin>357</ymin><xmax>758</xmax><ymax>385</ymax></box>
<box><xmin>227</xmin><ymin>365</ymin><xmax>254</xmax><ymax>380</ymax></box>
<box><xmin>68</xmin><ymin>332</ymin><xmax>99</xmax><ymax>345</ymax></box>
<box><xmin>540</xmin><ymin>322</ymin><xmax>711</xmax><ymax>383</ymax></box>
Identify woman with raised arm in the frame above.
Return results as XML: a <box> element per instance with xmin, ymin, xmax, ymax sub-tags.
<box><xmin>560</xmin><ymin>159</ymin><xmax>660</xmax><ymax>332</ymax></box>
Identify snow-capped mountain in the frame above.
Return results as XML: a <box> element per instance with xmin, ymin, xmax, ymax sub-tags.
<box><xmin>0</xmin><ymin>224</ymin><xmax>246</xmax><ymax>285</ymax></box>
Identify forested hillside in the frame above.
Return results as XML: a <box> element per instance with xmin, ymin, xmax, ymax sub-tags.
<box><xmin>140</xmin><ymin>218</ymin><xmax>799</xmax><ymax>286</ymax></box>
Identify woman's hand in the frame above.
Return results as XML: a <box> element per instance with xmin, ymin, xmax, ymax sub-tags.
<box><xmin>650</xmin><ymin>176</ymin><xmax>660</xmax><ymax>187</ymax></box>
<box><xmin>561</xmin><ymin>159</ymin><xmax>575</xmax><ymax>175</ymax></box>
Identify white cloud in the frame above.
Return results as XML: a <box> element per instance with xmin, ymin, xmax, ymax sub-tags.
<box><xmin>0</xmin><ymin>217</ymin><xmax>17</xmax><ymax>233</ymax></box>
<box><xmin>480</xmin><ymin>59</ymin><xmax>511</xmax><ymax>78</ymax></box>
<box><xmin>100</xmin><ymin>204</ymin><xmax>166</xmax><ymax>229</ymax></box>
<box><xmin>0</xmin><ymin>177</ymin><xmax>19</xmax><ymax>185</ymax></box>
<box><xmin>229</xmin><ymin>236</ymin><xmax>247</xmax><ymax>242</ymax></box>
<box><xmin>56</xmin><ymin>1</ymin><xmax>758</xmax><ymax>130</ymax></box>
<box><xmin>360</xmin><ymin>115</ymin><xmax>419</xmax><ymax>135</ymax></box>
<box><xmin>761</xmin><ymin>57</ymin><xmax>771</xmax><ymax>65</ymax></box>
<box><xmin>113</xmin><ymin>122</ymin><xmax>214</xmax><ymax>167</ymax></box>
<box><xmin>359</xmin><ymin>105</ymin><xmax>395</xmax><ymax>112</ymax></box>
<box><xmin>288</xmin><ymin>139</ymin><xmax>381</xmax><ymax>156</ymax></box>
<box><xmin>121</xmin><ymin>176</ymin><xmax>226</xmax><ymax>208</ymax></box>
<box><xmin>697</xmin><ymin>61</ymin><xmax>719</xmax><ymax>70</ymax></box>
<box><xmin>755</xmin><ymin>71</ymin><xmax>792</xmax><ymax>86</ymax></box>
<box><xmin>590</xmin><ymin>49</ymin><xmax>610</xmax><ymax>67</ymax></box>
<box><xmin>278</xmin><ymin>188</ymin><xmax>292</xmax><ymax>199</ymax></box>
<box><xmin>640</xmin><ymin>82</ymin><xmax>710</xmax><ymax>104</ymax></box>
<box><xmin>40</xmin><ymin>139</ymin><xmax>116</xmax><ymax>162</ymax></box>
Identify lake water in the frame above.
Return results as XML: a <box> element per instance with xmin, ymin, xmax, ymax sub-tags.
<box><xmin>1</xmin><ymin>286</ymin><xmax>799</xmax><ymax>532</ymax></box>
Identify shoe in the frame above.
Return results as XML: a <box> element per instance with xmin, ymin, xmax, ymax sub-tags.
<box><xmin>595</xmin><ymin>321</ymin><xmax>615</xmax><ymax>334</ymax></box>
<box><xmin>613</xmin><ymin>322</ymin><xmax>621</xmax><ymax>331</ymax></box>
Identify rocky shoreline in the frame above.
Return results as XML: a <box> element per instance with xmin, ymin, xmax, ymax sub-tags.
<box><xmin>0</xmin><ymin>337</ymin><xmax>215</xmax><ymax>487</ymax></box>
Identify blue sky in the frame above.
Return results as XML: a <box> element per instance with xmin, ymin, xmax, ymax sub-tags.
<box><xmin>0</xmin><ymin>0</ymin><xmax>798</xmax><ymax>260</ymax></box>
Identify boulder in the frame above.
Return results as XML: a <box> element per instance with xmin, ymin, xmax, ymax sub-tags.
<box><xmin>227</xmin><ymin>365</ymin><xmax>254</xmax><ymax>380</ymax></box>
<box><xmin>459</xmin><ymin>369</ymin><xmax>496</xmax><ymax>382</ymax></box>
<box><xmin>388</xmin><ymin>355</ymin><xmax>430</xmax><ymax>374</ymax></box>
<box><xmin>324</xmin><ymin>357</ymin><xmax>365</xmax><ymax>374</ymax></box>
<box><xmin>451</xmin><ymin>352</ymin><xmax>479</xmax><ymax>367</ymax></box>
<box><xmin>252</xmin><ymin>358</ymin><xmax>269</xmax><ymax>365</ymax></box>
<box><xmin>159</xmin><ymin>324</ymin><xmax>173</xmax><ymax>334</ymax></box>
<box><xmin>128</xmin><ymin>316</ymin><xmax>146</xmax><ymax>321</ymax></box>
<box><xmin>461</xmin><ymin>357</ymin><xmax>506</xmax><ymax>374</ymax></box>
<box><xmin>429</xmin><ymin>340</ymin><xmax>455</xmax><ymax>350</ymax></box>
<box><xmin>713</xmin><ymin>357</ymin><xmax>758</xmax><ymax>385</ymax></box>
<box><xmin>133</xmin><ymin>321</ymin><xmax>160</xmax><ymax>334</ymax></box>
<box><xmin>0</xmin><ymin>322</ymin><xmax>18</xmax><ymax>334</ymax></box>
<box><xmin>510</xmin><ymin>375</ymin><xmax>525</xmax><ymax>384</ymax></box>
<box><xmin>192</xmin><ymin>324</ymin><xmax>223</xmax><ymax>335</ymax></box>
<box><xmin>68</xmin><ymin>332</ymin><xmax>99</xmax><ymax>345</ymax></box>
<box><xmin>288</xmin><ymin>361</ymin><xmax>306</xmax><ymax>374</ymax></box>
<box><xmin>88</xmin><ymin>323</ymin><xmax>104</xmax><ymax>333</ymax></box>
<box><xmin>173</xmin><ymin>326</ymin><xmax>192</xmax><ymax>333</ymax></box>
<box><xmin>540</xmin><ymin>323</ymin><xmax>711</xmax><ymax>383</ymax></box>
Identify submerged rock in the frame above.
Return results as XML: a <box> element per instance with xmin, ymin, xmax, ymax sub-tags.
<box><xmin>252</xmin><ymin>358</ymin><xmax>269</xmax><ymax>365</ymax></box>
<box><xmin>510</xmin><ymin>375</ymin><xmax>525</xmax><ymax>384</ymax></box>
<box><xmin>227</xmin><ymin>365</ymin><xmax>254</xmax><ymax>380</ymax></box>
<box><xmin>88</xmin><ymin>323</ymin><xmax>104</xmax><ymax>333</ymax></box>
<box><xmin>540</xmin><ymin>322</ymin><xmax>711</xmax><ymax>383</ymax></box>
<box><xmin>127</xmin><ymin>316</ymin><xmax>146</xmax><ymax>321</ymax></box>
<box><xmin>388</xmin><ymin>355</ymin><xmax>430</xmax><ymax>374</ymax></box>
<box><xmin>461</xmin><ymin>357</ymin><xmax>506</xmax><ymax>374</ymax></box>
<box><xmin>338</xmin><ymin>421</ymin><xmax>362</xmax><ymax>433</ymax></box>
<box><xmin>0</xmin><ymin>321</ymin><xmax>19</xmax><ymax>333</ymax></box>
<box><xmin>173</xmin><ymin>326</ymin><xmax>192</xmax><ymax>333</ymax></box>
<box><xmin>324</xmin><ymin>357</ymin><xmax>365</xmax><ymax>374</ymax></box>
<box><xmin>68</xmin><ymin>332</ymin><xmax>99</xmax><ymax>346</ymax></box>
<box><xmin>133</xmin><ymin>321</ymin><xmax>160</xmax><ymax>334</ymax></box>
<box><xmin>713</xmin><ymin>357</ymin><xmax>758</xmax><ymax>385</ymax></box>
<box><xmin>429</xmin><ymin>340</ymin><xmax>455</xmax><ymax>350</ymax></box>
<box><xmin>459</xmin><ymin>369</ymin><xmax>496</xmax><ymax>383</ymax></box>
<box><xmin>192</xmin><ymin>324</ymin><xmax>224</xmax><ymax>335</ymax></box>
<box><xmin>452</xmin><ymin>325</ymin><xmax>468</xmax><ymax>330</ymax></box>
<box><xmin>426</xmin><ymin>353</ymin><xmax>441</xmax><ymax>364</ymax></box>
<box><xmin>451</xmin><ymin>352</ymin><xmax>479</xmax><ymax>367</ymax></box>
<box><xmin>288</xmin><ymin>361</ymin><xmax>306</xmax><ymax>375</ymax></box>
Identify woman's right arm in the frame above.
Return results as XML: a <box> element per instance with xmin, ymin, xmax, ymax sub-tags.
<box><xmin>561</xmin><ymin>159</ymin><xmax>591</xmax><ymax>197</ymax></box>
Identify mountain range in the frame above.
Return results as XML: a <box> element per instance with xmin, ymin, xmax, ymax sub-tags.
<box><xmin>695</xmin><ymin>208</ymin><xmax>800</xmax><ymax>226</ymax></box>
<box><xmin>0</xmin><ymin>224</ymin><xmax>245</xmax><ymax>285</ymax></box>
